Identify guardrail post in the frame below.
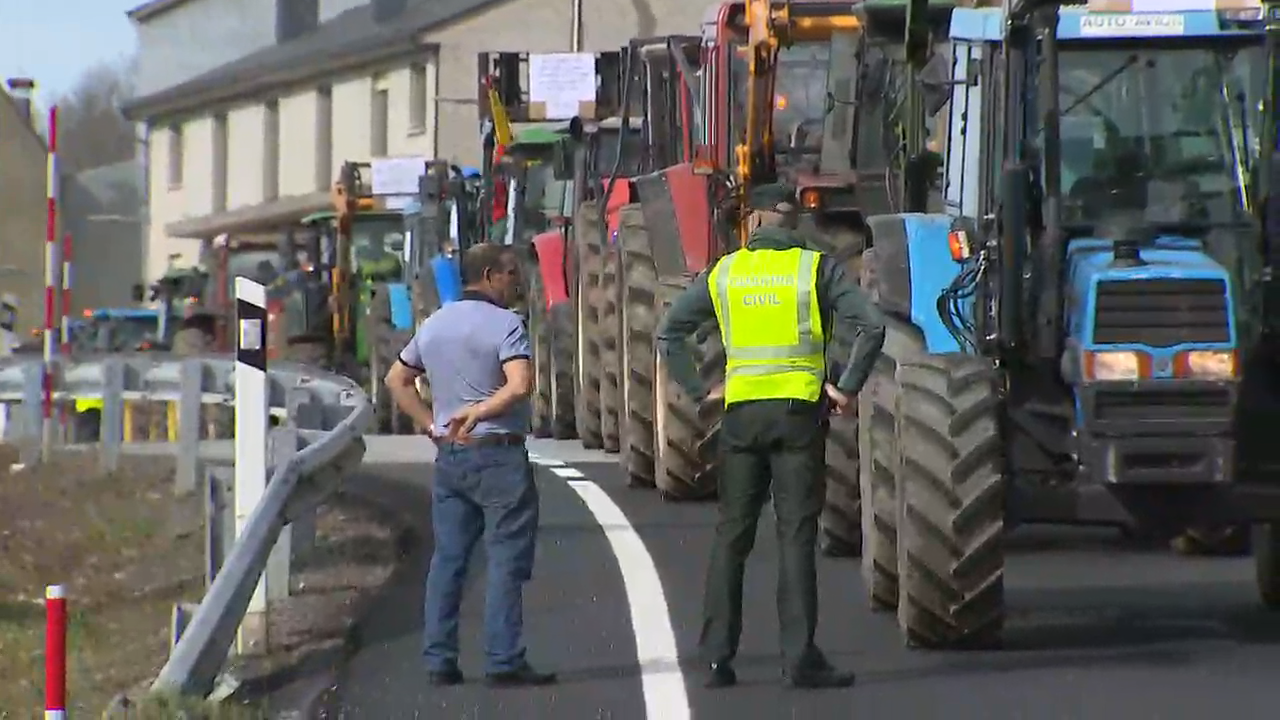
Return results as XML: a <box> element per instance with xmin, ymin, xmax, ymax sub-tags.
<box><xmin>235</xmin><ymin>278</ymin><xmax>270</xmax><ymax>655</ymax></box>
<box><xmin>19</xmin><ymin>362</ymin><xmax>42</xmax><ymax>465</ymax></box>
<box><xmin>265</xmin><ymin>426</ymin><xmax>296</xmax><ymax>602</ymax></box>
<box><xmin>286</xmin><ymin>386</ymin><xmax>322</xmax><ymax>557</ymax></box>
<box><xmin>174</xmin><ymin>359</ymin><xmax>204</xmax><ymax>494</ymax></box>
<box><xmin>98</xmin><ymin>358</ymin><xmax>125</xmax><ymax>474</ymax></box>
<box><xmin>203</xmin><ymin>464</ymin><xmax>234</xmax><ymax>587</ymax></box>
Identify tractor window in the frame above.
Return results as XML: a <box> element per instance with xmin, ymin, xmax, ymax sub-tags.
<box><xmin>1057</xmin><ymin>43</ymin><xmax>1264</xmax><ymax>230</ymax></box>
<box><xmin>350</xmin><ymin>216</ymin><xmax>406</xmax><ymax>272</ymax></box>
<box><xmin>728</xmin><ymin>40</ymin><xmax>832</xmax><ymax>168</ymax></box>
<box><xmin>592</xmin><ymin>128</ymin><xmax>645</xmax><ymax>177</ymax></box>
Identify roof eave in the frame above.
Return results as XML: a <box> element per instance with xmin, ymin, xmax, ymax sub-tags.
<box><xmin>121</xmin><ymin>38</ymin><xmax>436</xmax><ymax>123</ymax></box>
<box><xmin>127</xmin><ymin>0</ymin><xmax>195</xmax><ymax>22</ymax></box>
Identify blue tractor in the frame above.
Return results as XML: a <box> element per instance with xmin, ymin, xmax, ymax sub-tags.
<box><xmin>857</xmin><ymin>0</ymin><xmax>1279</xmax><ymax>648</ymax></box>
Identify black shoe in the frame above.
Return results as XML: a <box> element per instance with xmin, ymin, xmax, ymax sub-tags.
<box><xmin>428</xmin><ymin>665</ymin><xmax>464</xmax><ymax>686</ymax></box>
<box><xmin>784</xmin><ymin>664</ymin><xmax>856</xmax><ymax>689</ymax></box>
<box><xmin>485</xmin><ymin>662</ymin><xmax>558</xmax><ymax>687</ymax></box>
<box><xmin>705</xmin><ymin>662</ymin><xmax>737</xmax><ymax>688</ymax></box>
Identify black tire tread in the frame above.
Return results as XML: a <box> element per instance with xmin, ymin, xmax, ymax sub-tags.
<box><xmin>599</xmin><ymin>235</ymin><xmax>623</xmax><ymax>453</ymax></box>
<box><xmin>574</xmin><ymin>201</ymin><xmax>605</xmax><ymax>449</ymax></box>
<box><xmin>654</xmin><ymin>277</ymin><xmax>719</xmax><ymax>501</ymax></box>
<box><xmin>895</xmin><ymin>353</ymin><xmax>1006</xmax><ymax>649</ymax></box>
<box><xmin>619</xmin><ymin>205</ymin><xmax>659</xmax><ymax>487</ymax></box>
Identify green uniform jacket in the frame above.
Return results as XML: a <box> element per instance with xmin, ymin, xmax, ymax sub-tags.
<box><xmin>655</xmin><ymin>226</ymin><xmax>887</xmax><ymax>402</ymax></box>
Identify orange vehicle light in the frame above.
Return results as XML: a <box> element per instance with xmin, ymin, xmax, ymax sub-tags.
<box><xmin>776</xmin><ymin>94</ymin><xmax>788</xmax><ymax>110</ymax></box>
<box><xmin>948</xmin><ymin>230</ymin><xmax>972</xmax><ymax>261</ymax></box>
<box><xmin>799</xmin><ymin>188</ymin><xmax>821</xmax><ymax>210</ymax></box>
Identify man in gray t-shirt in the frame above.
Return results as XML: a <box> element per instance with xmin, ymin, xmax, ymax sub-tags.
<box><xmin>384</xmin><ymin>243</ymin><xmax>556</xmax><ymax>688</ymax></box>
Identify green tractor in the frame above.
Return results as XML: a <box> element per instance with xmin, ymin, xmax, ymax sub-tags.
<box><xmin>302</xmin><ymin>162</ymin><xmax>409</xmax><ymax>431</ymax></box>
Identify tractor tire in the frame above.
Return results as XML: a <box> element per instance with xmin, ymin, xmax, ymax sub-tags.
<box><xmin>526</xmin><ymin>268</ymin><xmax>553</xmax><ymax>438</ymax></box>
<box><xmin>653</xmin><ymin>277</ymin><xmax>719</xmax><ymax>502</ymax></box>
<box><xmin>895</xmin><ymin>353</ymin><xmax>1006</xmax><ymax>650</ymax></box>
<box><xmin>598</xmin><ymin>240</ymin><xmax>623</xmax><ymax>454</ymax></box>
<box><xmin>548</xmin><ymin>300</ymin><xmax>578</xmax><ymax>439</ymax></box>
<box><xmin>857</xmin><ymin>317</ymin><xmax>925</xmax><ymax>612</ymax></box>
<box><xmin>574</xmin><ymin>202</ymin><xmax>605</xmax><ymax>449</ymax></box>
<box><xmin>619</xmin><ymin>206</ymin><xmax>659</xmax><ymax>487</ymax></box>
<box><xmin>811</xmin><ymin>228</ymin><xmax>867</xmax><ymax>558</ymax></box>
<box><xmin>1255</xmin><ymin>524</ymin><xmax>1280</xmax><ymax>608</ymax></box>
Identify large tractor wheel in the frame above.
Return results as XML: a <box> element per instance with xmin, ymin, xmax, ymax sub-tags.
<box><xmin>598</xmin><ymin>239</ymin><xmax>623</xmax><ymax>454</ymax></box>
<box><xmin>548</xmin><ymin>300</ymin><xmax>578</xmax><ymax>439</ymax></box>
<box><xmin>810</xmin><ymin>228</ymin><xmax>867</xmax><ymax>558</ymax></box>
<box><xmin>574</xmin><ymin>202</ymin><xmax>605</xmax><ymax>449</ymax></box>
<box><xmin>1255</xmin><ymin>524</ymin><xmax>1280</xmax><ymax>608</ymax></box>
<box><xmin>619</xmin><ymin>206</ymin><xmax>659</xmax><ymax>488</ymax></box>
<box><xmin>365</xmin><ymin>288</ymin><xmax>396</xmax><ymax>435</ymax></box>
<box><xmin>653</xmin><ymin>277</ymin><xmax>719</xmax><ymax>501</ymax></box>
<box><xmin>895</xmin><ymin>353</ymin><xmax>1006</xmax><ymax>649</ymax></box>
<box><xmin>526</xmin><ymin>268</ymin><xmax>553</xmax><ymax>438</ymax></box>
<box><xmin>857</xmin><ymin>317</ymin><xmax>925</xmax><ymax>612</ymax></box>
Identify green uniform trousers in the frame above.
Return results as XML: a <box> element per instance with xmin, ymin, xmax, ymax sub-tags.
<box><xmin>699</xmin><ymin>398</ymin><xmax>827</xmax><ymax>671</ymax></box>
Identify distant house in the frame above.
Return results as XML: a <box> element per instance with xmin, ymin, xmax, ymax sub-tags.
<box><xmin>120</xmin><ymin>0</ymin><xmax>710</xmax><ymax>283</ymax></box>
<box><xmin>0</xmin><ymin>81</ymin><xmax>50</xmax><ymax>334</ymax></box>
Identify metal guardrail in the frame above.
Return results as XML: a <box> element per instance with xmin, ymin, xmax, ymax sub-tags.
<box><xmin>0</xmin><ymin>352</ymin><xmax>372</xmax><ymax>697</ymax></box>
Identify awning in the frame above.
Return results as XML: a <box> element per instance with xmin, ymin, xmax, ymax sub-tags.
<box><xmin>164</xmin><ymin>191</ymin><xmax>331</xmax><ymax>239</ymax></box>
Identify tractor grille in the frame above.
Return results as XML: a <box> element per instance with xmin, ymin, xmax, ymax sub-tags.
<box><xmin>1092</xmin><ymin>387</ymin><xmax>1233</xmax><ymax>424</ymax></box>
<box><xmin>1092</xmin><ymin>279</ymin><xmax>1229</xmax><ymax>347</ymax></box>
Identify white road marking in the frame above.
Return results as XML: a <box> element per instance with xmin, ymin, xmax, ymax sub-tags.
<box><xmin>528</xmin><ymin>454</ymin><xmax>566</xmax><ymax>467</ymax></box>
<box><xmin>566</xmin><ymin>480</ymin><xmax>689</xmax><ymax>720</ymax></box>
<box><xmin>551</xmin><ymin>466</ymin><xmax>584</xmax><ymax>478</ymax></box>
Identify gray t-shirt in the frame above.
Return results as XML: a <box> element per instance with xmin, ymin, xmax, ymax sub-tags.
<box><xmin>399</xmin><ymin>295</ymin><xmax>532</xmax><ymax>437</ymax></box>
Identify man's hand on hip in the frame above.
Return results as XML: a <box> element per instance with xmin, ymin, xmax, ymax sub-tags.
<box><xmin>824</xmin><ymin>383</ymin><xmax>850</xmax><ymax>416</ymax></box>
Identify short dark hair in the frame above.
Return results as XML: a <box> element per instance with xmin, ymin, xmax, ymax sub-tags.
<box><xmin>461</xmin><ymin>243</ymin><xmax>516</xmax><ymax>285</ymax></box>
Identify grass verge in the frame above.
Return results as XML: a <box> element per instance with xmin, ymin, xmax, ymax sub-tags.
<box><xmin>0</xmin><ymin>450</ymin><xmax>204</xmax><ymax>716</ymax></box>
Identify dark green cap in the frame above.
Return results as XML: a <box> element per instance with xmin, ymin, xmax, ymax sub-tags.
<box><xmin>747</xmin><ymin>182</ymin><xmax>797</xmax><ymax>211</ymax></box>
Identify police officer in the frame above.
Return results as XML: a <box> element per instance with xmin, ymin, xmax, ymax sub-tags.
<box><xmin>656</xmin><ymin>182</ymin><xmax>886</xmax><ymax>689</ymax></box>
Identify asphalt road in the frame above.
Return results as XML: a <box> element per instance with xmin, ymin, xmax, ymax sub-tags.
<box><xmin>330</xmin><ymin>439</ymin><xmax>1280</xmax><ymax>720</ymax></box>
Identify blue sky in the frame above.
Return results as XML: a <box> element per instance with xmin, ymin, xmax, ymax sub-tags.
<box><xmin>0</xmin><ymin>0</ymin><xmax>139</xmax><ymax>102</ymax></box>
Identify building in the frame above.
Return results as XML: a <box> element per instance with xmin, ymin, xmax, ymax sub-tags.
<box><xmin>121</xmin><ymin>0</ymin><xmax>710</xmax><ymax>283</ymax></box>
<box><xmin>0</xmin><ymin>80</ymin><xmax>50</xmax><ymax>334</ymax></box>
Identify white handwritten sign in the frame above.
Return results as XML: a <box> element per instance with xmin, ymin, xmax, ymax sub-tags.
<box><xmin>528</xmin><ymin>53</ymin><xmax>597</xmax><ymax>119</ymax></box>
<box><xmin>371</xmin><ymin>156</ymin><xmax>428</xmax><ymax>196</ymax></box>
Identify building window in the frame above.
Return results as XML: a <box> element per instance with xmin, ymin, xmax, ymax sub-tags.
<box><xmin>409</xmin><ymin>63</ymin><xmax>427</xmax><ymax>133</ymax></box>
<box><xmin>213</xmin><ymin>113</ymin><xmax>228</xmax><ymax>211</ymax></box>
<box><xmin>167</xmin><ymin>124</ymin><xmax>183</xmax><ymax>188</ymax></box>
<box><xmin>371</xmin><ymin>87</ymin><xmax>389</xmax><ymax>156</ymax></box>
<box><xmin>316</xmin><ymin>85</ymin><xmax>332</xmax><ymax>190</ymax></box>
<box><xmin>263</xmin><ymin>100</ymin><xmax>280</xmax><ymax>200</ymax></box>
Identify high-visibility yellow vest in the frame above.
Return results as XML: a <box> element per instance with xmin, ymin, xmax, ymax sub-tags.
<box><xmin>708</xmin><ymin>247</ymin><xmax>824</xmax><ymax>406</ymax></box>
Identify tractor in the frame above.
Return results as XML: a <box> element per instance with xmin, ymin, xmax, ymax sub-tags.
<box><xmin>303</xmin><ymin>162</ymin><xmax>409</xmax><ymax>431</ymax></box>
<box><xmin>856</xmin><ymin>0</ymin><xmax>1279</xmax><ymax>649</ymax></box>
<box><xmin>478</xmin><ymin>51</ymin><xmax>635</xmax><ymax>442</ymax></box>
<box><xmin>394</xmin><ymin>160</ymin><xmax>484</xmax><ymax>428</ymax></box>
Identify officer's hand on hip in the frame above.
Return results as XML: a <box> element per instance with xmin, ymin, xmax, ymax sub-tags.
<box><xmin>824</xmin><ymin>383</ymin><xmax>850</xmax><ymax>415</ymax></box>
<box><xmin>705</xmin><ymin>383</ymin><xmax>725</xmax><ymax>403</ymax></box>
<box><xmin>445</xmin><ymin>404</ymin><xmax>483</xmax><ymax>442</ymax></box>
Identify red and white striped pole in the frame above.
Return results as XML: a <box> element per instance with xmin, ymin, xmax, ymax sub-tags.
<box><xmin>58</xmin><ymin>233</ymin><xmax>72</xmax><ymax>428</ymax></box>
<box><xmin>44</xmin><ymin>584</ymin><xmax>67</xmax><ymax>720</ymax></box>
<box><xmin>42</xmin><ymin>105</ymin><xmax>59</xmax><ymax>458</ymax></box>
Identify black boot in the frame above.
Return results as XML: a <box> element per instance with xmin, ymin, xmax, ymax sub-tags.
<box><xmin>485</xmin><ymin>661</ymin><xmax>558</xmax><ymax>687</ymax></box>
<box><xmin>704</xmin><ymin>662</ymin><xmax>737</xmax><ymax>688</ymax></box>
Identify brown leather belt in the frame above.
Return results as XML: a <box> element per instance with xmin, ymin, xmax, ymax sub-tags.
<box><xmin>435</xmin><ymin>433</ymin><xmax>526</xmax><ymax>448</ymax></box>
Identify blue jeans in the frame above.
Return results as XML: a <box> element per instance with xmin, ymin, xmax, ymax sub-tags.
<box><xmin>423</xmin><ymin>443</ymin><xmax>539</xmax><ymax>674</ymax></box>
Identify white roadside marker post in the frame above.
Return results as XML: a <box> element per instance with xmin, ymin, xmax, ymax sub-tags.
<box><xmin>234</xmin><ymin>277</ymin><xmax>270</xmax><ymax>654</ymax></box>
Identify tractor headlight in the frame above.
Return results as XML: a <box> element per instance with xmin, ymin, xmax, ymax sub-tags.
<box><xmin>1176</xmin><ymin>350</ymin><xmax>1237</xmax><ymax>380</ymax></box>
<box><xmin>1084</xmin><ymin>351</ymin><xmax>1144</xmax><ymax>381</ymax></box>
